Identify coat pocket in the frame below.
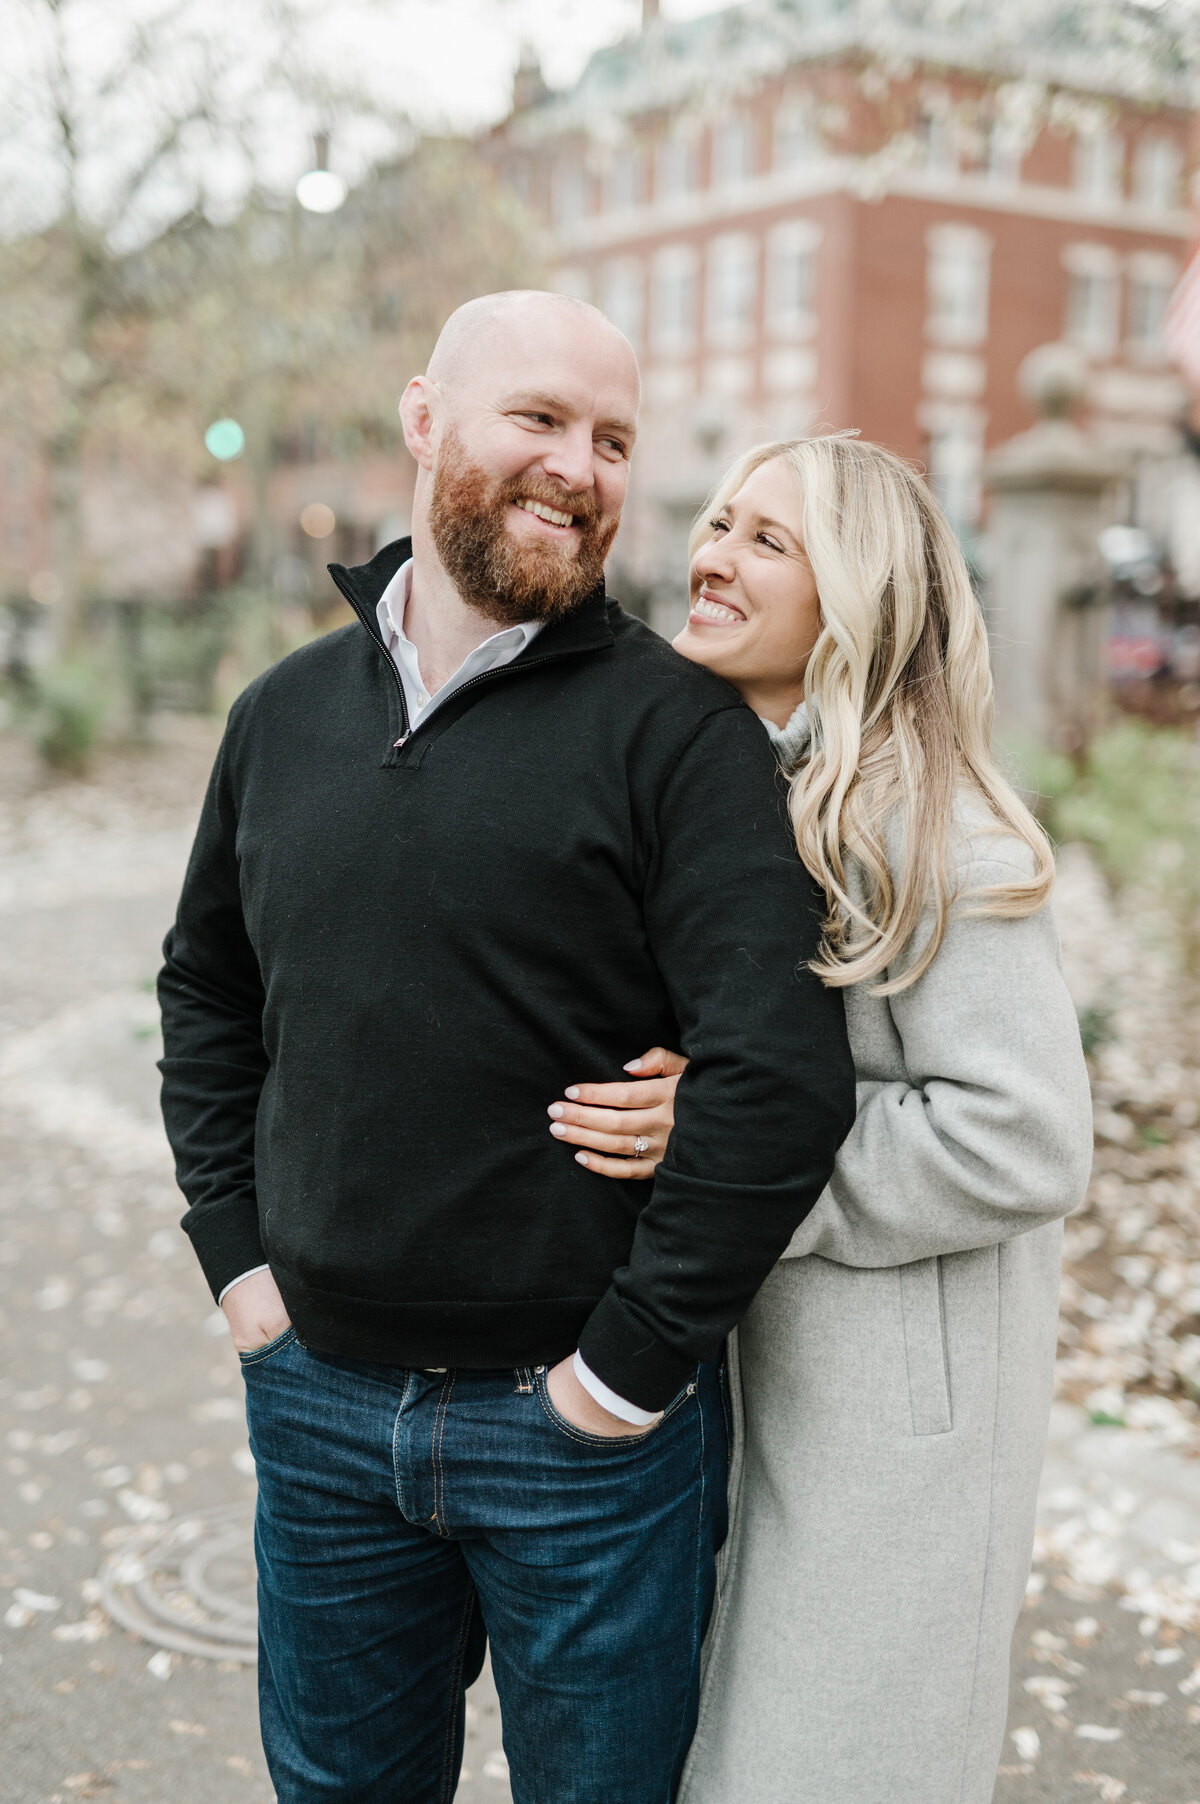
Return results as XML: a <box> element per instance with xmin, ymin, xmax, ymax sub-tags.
<box><xmin>898</xmin><ymin>1256</ymin><xmax>952</xmax><ymax>1435</ymax></box>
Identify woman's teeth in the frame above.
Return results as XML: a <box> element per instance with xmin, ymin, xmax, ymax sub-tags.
<box><xmin>694</xmin><ymin>595</ymin><xmax>743</xmax><ymax>624</ymax></box>
<box><xmin>518</xmin><ymin>499</ymin><xmax>575</xmax><ymax>528</ymax></box>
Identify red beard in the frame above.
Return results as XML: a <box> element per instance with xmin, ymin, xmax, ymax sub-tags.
<box><xmin>428</xmin><ymin>429</ymin><xmax>619</xmax><ymax>627</ymax></box>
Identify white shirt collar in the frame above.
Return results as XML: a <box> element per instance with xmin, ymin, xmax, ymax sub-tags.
<box><xmin>376</xmin><ymin>559</ymin><xmax>542</xmax><ymax>731</ymax></box>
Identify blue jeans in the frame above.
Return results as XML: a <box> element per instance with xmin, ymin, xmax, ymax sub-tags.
<box><xmin>241</xmin><ymin>1330</ymin><xmax>729</xmax><ymax>1804</ymax></box>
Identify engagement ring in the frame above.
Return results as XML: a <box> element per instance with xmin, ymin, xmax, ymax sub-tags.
<box><xmin>634</xmin><ymin>1137</ymin><xmax>650</xmax><ymax>1156</ymax></box>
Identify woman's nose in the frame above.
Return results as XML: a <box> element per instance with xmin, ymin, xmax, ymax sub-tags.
<box><xmin>692</xmin><ymin>541</ymin><xmax>734</xmax><ymax>583</ymax></box>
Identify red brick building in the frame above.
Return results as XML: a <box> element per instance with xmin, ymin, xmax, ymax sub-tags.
<box><xmin>488</xmin><ymin>1</ymin><xmax>1197</xmax><ymax>630</ymax></box>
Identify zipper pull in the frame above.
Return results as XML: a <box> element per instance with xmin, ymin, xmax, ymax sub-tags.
<box><xmin>393</xmin><ymin>732</ymin><xmax>411</xmax><ymax>749</ymax></box>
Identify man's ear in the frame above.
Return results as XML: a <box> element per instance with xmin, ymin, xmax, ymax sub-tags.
<box><xmin>399</xmin><ymin>376</ymin><xmax>439</xmax><ymax>472</ymax></box>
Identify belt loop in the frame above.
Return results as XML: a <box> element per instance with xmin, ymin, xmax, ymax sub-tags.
<box><xmin>515</xmin><ymin>1366</ymin><xmax>534</xmax><ymax>1394</ymax></box>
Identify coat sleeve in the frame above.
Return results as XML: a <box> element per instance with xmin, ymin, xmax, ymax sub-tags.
<box><xmin>576</xmin><ymin>707</ymin><xmax>857</xmax><ymax>1411</ymax></box>
<box><xmin>158</xmin><ymin>718</ymin><xmax>270</xmax><ymax>1299</ymax></box>
<box><xmin>782</xmin><ymin>851</ymin><xmax>1093</xmax><ymax>1270</ymax></box>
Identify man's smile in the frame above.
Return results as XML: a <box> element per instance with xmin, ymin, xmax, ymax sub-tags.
<box><xmin>512</xmin><ymin>498</ymin><xmax>579</xmax><ymax>535</ymax></box>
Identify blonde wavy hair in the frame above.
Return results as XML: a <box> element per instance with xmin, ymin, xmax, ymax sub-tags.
<box><xmin>689</xmin><ymin>434</ymin><xmax>1054</xmax><ymax>994</ymax></box>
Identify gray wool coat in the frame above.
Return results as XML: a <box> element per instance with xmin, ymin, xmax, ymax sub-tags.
<box><xmin>679</xmin><ymin>709</ymin><xmax>1094</xmax><ymax>1804</ymax></box>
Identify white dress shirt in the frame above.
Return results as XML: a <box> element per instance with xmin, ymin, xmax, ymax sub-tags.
<box><xmin>375</xmin><ymin>558</ymin><xmax>543</xmax><ymax>733</ymax></box>
<box><xmin>218</xmin><ymin>559</ymin><xmax>659</xmax><ymax>1426</ymax></box>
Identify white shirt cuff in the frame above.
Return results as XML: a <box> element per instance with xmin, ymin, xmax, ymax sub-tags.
<box><xmin>572</xmin><ymin>1350</ymin><xmax>662</xmax><ymax>1426</ymax></box>
<box><xmin>217</xmin><ymin>1264</ymin><xmax>271</xmax><ymax>1305</ymax></box>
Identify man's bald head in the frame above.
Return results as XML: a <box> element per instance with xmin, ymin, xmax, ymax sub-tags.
<box><xmin>398</xmin><ymin>288</ymin><xmax>641</xmax><ymax>626</ymax></box>
<box><xmin>426</xmin><ymin>290</ymin><xmax>639</xmax><ymax>404</ymax></box>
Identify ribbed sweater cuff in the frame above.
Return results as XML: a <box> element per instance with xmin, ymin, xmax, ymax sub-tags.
<box><xmin>576</xmin><ymin>1288</ymin><xmax>695</xmax><ymax>1414</ymax></box>
<box><xmin>182</xmin><ymin>1198</ymin><xmax>268</xmax><ymax>1304</ymax></box>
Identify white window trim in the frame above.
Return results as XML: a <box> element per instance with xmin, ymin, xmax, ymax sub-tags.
<box><xmin>600</xmin><ymin>255</ymin><xmax>645</xmax><ymax>348</ymax></box>
<box><xmin>1063</xmin><ymin>242</ymin><xmax>1120</xmax><ymax>357</ymax></box>
<box><xmin>650</xmin><ymin>243</ymin><xmax>700</xmax><ymax>356</ymax></box>
<box><xmin>705</xmin><ymin>231</ymin><xmax>759</xmax><ymax>350</ymax></box>
<box><xmin>766</xmin><ymin>218</ymin><xmax>822</xmax><ymax>341</ymax></box>
<box><xmin>711</xmin><ymin>115</ymin><xmax>756</xmax><ymax>189</ymax></box>
<box><xmin>925</xmin><ymin>223</ymin><xmax>992</xmax><ymax>349</ymax></box>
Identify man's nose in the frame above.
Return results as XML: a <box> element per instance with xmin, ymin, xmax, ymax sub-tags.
<box><xmin>539</xmin><ymin>424</ymin><xmax>597</xmax><ymax>494</ymax></box>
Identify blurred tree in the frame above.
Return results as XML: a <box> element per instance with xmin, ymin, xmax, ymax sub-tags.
<box><xmin>0</xmin><ymin>0</ymin><xmax>539</xmax><ymax>649</ymax></box>
<box><xmin>138</xmin><ymin>136</ymin><xmax>538</xmax><ymax>593</ymax></box>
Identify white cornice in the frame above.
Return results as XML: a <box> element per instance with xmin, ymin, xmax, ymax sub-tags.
<box><xmin>551</xmin><ymin>158</ymin><xmax>1196</xmax><ymax>256</ymax></box>
<box><xmin>504</xmin><ymin>6</ymin><xmax>1196</xmax><ymax>147</ymax></box>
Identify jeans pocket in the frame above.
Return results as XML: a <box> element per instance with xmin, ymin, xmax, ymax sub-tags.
<box><xmin>238</xmin><ymin>1325</ymin><xmax>298</xmax><ymax>1369</ymax></box>
<box><xmin>534</xmin><ymin>1367</ymin><xmax>696</xmax><ymax>1449</ymax></box>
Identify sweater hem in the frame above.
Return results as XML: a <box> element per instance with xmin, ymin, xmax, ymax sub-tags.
<box><xmin>273</xmin><ymin>1268</ymin><xmax>605</xmax><ymax>1370</ymax></box>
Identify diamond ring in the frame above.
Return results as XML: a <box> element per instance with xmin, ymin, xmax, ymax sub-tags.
<box><xmin>634</xmin><ymin>1136</ymin><xmax>650</xmax><ymax>1156</ymax></box>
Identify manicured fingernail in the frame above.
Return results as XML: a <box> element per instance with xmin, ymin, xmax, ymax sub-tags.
<box><xmin>624</xmin><ymin>1059</ymin><xmax>642</xmax><ymax>1071</ymax></box>
<box><xmin>548</xmin><ymin>1103</ymin><xmax>564</xmax><ymax>1118</ymax></box>
<box><xmin>550</xmin><ymin>1122</ymin><xmax>567</xmax><ymax>1136</ymax></box>
<box><xmin>565</xmin><ymin>1086</ymin><xmax>580</xmax><ymax>1100</ymax></box>
<box><xmin>575</xmin><ymin>1152</ymin><xmax>589</xmax><ymax>1166</ymax></box>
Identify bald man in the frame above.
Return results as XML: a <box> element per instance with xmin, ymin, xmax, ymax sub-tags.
<box><xmin>159</xmin><ymin>291</ymin><xmax>854</xmax><ymax>1803</ymax></box>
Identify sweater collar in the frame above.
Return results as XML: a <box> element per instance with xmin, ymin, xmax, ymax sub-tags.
<box><xmin>761</xmin><ymin>700</ymin><xmax>812</xmax><ymax>775</ymax></box>
<box><xmin>329</xmin><ymin>537</ymin><xmax>616</xmax><ymax>661</ymax></box>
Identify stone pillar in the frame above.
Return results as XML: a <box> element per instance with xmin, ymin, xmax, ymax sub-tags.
<box><xmin>983</xmin><ymin>344</ymin><xmax>1123</xmax><ymax>746</ymax></box>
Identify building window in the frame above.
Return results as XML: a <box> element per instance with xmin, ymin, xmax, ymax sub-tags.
<box><xmin>925</xmin><ymin>225</ymin><xmax>991</xmax><ymax>347</ymax></box>
<box><xmin>919</xmin><ymin>98</ymin><xmax>958</xmax><ymax>177</ymax></box>
<box><xmin>650</xmin><ymin>244</ymin><xmax>700</xmax><ymax>355</ymax></box>
<box><xmin>706</xmin><ymin>234</ymin><xmax>758</xmax><ymax>348</ymax></box>
<box><xmin>656</xmin><ymin>131</ymin><xmax>698</xmax><ymax>200</ymax></box>
<box><xmin>1132</xmin><ymin>135</ymin><xmax>1182</xmax><ymax>211</ymax></box>
<box><xmin>926</xmin><ymin>416</ymin><xmax>985</xmax><ymax>535</ymax></box>
<box><xmin>986</xmin><ymin>119</ymin><xmax>1024</xmax><ymax>185</ymax></box>
<box><xmin>603</xmin><ymin>147</ymin><xmax>644</xmax><ymax>214</ymax></box>
<box><xmin>1074</xmin><ymin>126</ymin><xmax>1123</xmax><ymax>202</ymax></box>
<box><xmin>1064</xmin><ymin>243</ymin><xmax>1120</xmax><ymax>355</ymax></box>
<box><xmin>766</xmin><ymin>220</ymin><xmax>820</xmax><ymax>338</ymax></box>
<box><xmin>773</xmin><ymin>96</ymin><xmax>815</xmax><ymax>172</ymax></box>
<box><xmin>551</xmin><ymin>162</ymin><xmax>588</xmax><ymax>231</ymax></box>
<box><xmin>711</xmin><ymin>116</ymin><xmax>755</xmax><ymax>188</ymax></box>
<box><xmin>600</xmin><ymin>257</ymin><xmax>644</xmax><ymax>348</ymax></box>
<box><xmin>1127</xmin><ymin>252</ymin><xmax>1179</xmax><ymax>361</ymax></box>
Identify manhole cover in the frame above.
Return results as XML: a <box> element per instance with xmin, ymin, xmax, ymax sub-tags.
<box><xmin>97</xmin><ymin>1499</ymin><xmax>257</xmax><ymax>1662</ymax></box>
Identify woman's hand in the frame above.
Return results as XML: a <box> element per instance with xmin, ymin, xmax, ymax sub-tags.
<box><xmin>548</xmin><ymin>1046</ymin><xmax>688</xmax><ymax>1179</ymax></box>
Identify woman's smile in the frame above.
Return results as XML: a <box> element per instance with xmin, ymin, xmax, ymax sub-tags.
<box><xmin>690</xmin><ymin>589</ymin><xmax>746</xmax><ymax>626</ymax></box>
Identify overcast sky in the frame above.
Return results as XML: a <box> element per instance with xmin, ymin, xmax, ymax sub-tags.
<box><xmin>318</xmin><ymin>0</ymin><xmax>738</xmax><ymax>133</ymax></box>
<box><xmin>0</xmin><ymin>0</ymin><xmax>741</xmax><ymax>241</ymax></box>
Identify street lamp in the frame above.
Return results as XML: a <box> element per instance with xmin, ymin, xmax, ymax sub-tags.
<box><xmin>296</xmin><ymin>132</ymin><xmax>347</xmax><ymax>214</ymax></box>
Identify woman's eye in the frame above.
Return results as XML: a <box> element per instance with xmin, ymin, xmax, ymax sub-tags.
<box><xmin>709</xmin><ymin>517</ymin><xmax>729</xmax><ymax>534</ymax></box>
<box><xmin>756</xmin><ymin>533</ymin><xmax>783</xmax><ymax>552</ymax></box>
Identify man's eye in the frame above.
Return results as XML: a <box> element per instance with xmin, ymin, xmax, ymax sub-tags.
<box><xmin>598</xmin><ymin>437</ymin><xmax>628</xmax><ymax>458</ymax></box>
<box><xmin>519</xmin><ymin>412</ymin><xmax>554</xmax><ymax>427</ymax></box>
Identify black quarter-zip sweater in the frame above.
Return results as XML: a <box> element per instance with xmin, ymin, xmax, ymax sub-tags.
<box><xmin>159</xmin><ymin>539</ymin><xmax>855</xmax><ymax>1410</ymax></box>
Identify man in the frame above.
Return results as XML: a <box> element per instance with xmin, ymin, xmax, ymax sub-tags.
<box><xmin>159</xmin><ymin>290</ymin><xmax>855</xmax><ymax>1804</ymax></box>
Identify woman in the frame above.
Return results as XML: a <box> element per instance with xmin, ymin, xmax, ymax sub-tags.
<box><xmin>546</xmin><ymin>435</ymin><xmax>1093</xmax><ymax>1804</ymax></box>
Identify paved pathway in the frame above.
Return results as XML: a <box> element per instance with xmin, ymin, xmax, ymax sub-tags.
<box><xmin>2</xmin><ymin>726</ymin><xmax>1200</xmax><ymax>1803</ymax></box>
